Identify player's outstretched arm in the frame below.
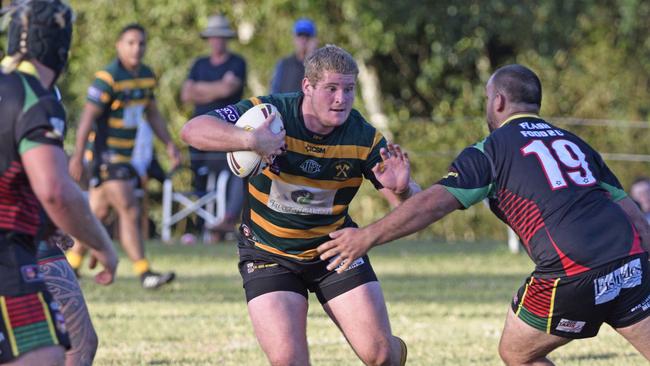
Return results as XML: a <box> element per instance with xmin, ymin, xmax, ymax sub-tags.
<box><xmin>181</xmin><ymin>113</ymin><xmax>285</xmax><ymax>158</ymax></box>
<box><xmin>146</xmin><ymin>100</ymin><xmax>181</xmax><ymax>168</ymax></box>
<box><xmin>23</xmin><ymin>144</ymin><xmax>118</xmax><ymax>285</ymax></box>
<box><xmin>318</xmin><ymin>184</ymin><xmax>462</xmax><ymax>273</ymax></box>
<box><xmin>617</xmin><ymin>196</ymin><xmax>650</xmax><ymax>253</ymax></box>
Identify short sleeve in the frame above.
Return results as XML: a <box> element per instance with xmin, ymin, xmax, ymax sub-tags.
<box><xmin>437</xmin><ymin>146</ymin><xmax>495</xmax><ymax>208</ymax></box>
<box><xmin>86</xmin><ymin>70</ymin><xmax>114</xmax><ymax>109</ymax></box>
<box><xmin>187</xmin><ymin>59</ymin><xmax>200</xmax><ymax>81</ymax></box>
<box><xmin>16</xmin><ymin>98</ymin><xmax>66</xmax><ymax>154</ymax></box>
<box><xmin>233</xmin><ymin>56</ymin><xmax>247</xmax><ymax>82</ymax></box>
<box><xmin>592</xmin><ymin>151</ymin><xmax>627</xmax><ymax>201</ymax></box>
<box><xmin>361</xmin><ymin>131</ymin><xmax>387</xmax><ymax>190</ymax></box>
<box><xmin>205</xmin><ymin>104</ymin><xmax>242</xmax><ymax>124</ymax></box>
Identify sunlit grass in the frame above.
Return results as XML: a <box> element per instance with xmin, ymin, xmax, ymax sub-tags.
<box><xmin>77</xmin><ymin>240</ymin><xmax>645</xmax><ymax>365</ymax></box>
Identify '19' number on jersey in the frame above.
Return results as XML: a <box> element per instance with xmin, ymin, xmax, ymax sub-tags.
<box><xmin>521</xmin><ymin>139</ymin><xmax>596</xmax><ymax>190</ymax></box>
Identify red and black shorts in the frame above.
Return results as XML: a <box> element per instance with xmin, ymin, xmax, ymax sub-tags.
<box><xmin>511</xmin><ymin>253</ymin><xmax>650</xmax><ymax>339</ymax></box>
<box><xmin>0</xmin><ymin>234</ymin><xmax>70</xmax><ymax>362</ymax></box>
<box><xmin>238</xmin><ymin>240</ymin><xmax>378</xmax><ymax>304</ymax></box>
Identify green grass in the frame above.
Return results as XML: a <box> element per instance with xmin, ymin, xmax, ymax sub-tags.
<box><xmin>78</xmin><ymin>239</ymin><xmax>645</xmax><ymax>365</ymax></box>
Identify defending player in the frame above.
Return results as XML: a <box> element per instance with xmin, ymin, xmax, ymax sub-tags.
<box><xmin>318</xmin><ymin>64</ymin><xmax>650</xmax><ymax>364</ymax></box>
<box><xmin>0</xmin><ymin>0</ymin><xmax>118</xmax><ymax>364</ymax></box>
<box><xmin>67</xmin><ymin>23</ymin><xmax>179</xmax><ymax>289</ymax></box>
<box><xmin>182</xmin><ymin>45</ymin><xmax>418</xmax><ymax>365</ymax></box>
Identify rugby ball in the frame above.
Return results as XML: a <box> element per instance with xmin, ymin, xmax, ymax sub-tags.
<box><xmin>227</xmin><ymin>103</ymin><xmax>284</xmax><ymax>178</ymax></box>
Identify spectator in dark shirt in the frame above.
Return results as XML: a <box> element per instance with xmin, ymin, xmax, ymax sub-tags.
<box><xmin>270</xmin><ymin>18</ymin><xmax>318</xmax><ymax>94</ymax></box>
<box><xmin>181</xmin><ymin>14</ymin><xmax>246</xmax><ymax>241</ymax></box>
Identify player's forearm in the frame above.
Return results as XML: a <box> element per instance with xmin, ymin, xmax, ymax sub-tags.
<box><xmin>146</xmin><ymin>104</ymin><xmax>174</xmax><ymax>145</ymax></box>
<box><xmin>41</xmin><ymin>180</ymin><xmax>112</xmax><ymax>251</ymax></box>
<box><xmin>383</xmin><ymin>179</ymin><xmax>422</xmax><ymax>208</ymax></box>
<box><xmin>368</xmin><ymin>184</ymin><xmax>459</xmax><ymax>247</ymax></box>
<box><xmin>181</xmin><ymin>115</ymin><xmax>253</xmax><ymax>152</ymax></box>
<box><xmin>72</xmin><ymin>105</ymin><xmax>98</xmax><ymax>158</ymax></box>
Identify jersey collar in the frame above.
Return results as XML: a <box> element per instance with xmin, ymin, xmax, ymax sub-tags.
<box><xmin>499</xmin><ymin>113</ymin><xmax>540</xmax><ymax>128</ymax></box>
<box><xmin>2</xmin><ymin>56</ymin><xmax>61</xmax><ymax>100</ymax></box>
<box><xmin>1</xmin><ymin>56</ymin><xmax>39</xmax><ymax>78</ymax></box>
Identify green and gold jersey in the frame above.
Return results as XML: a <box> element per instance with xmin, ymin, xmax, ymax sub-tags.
<box><xmin>208</xmin><ymin>92</ymin><xmax>387</xmax><ymax>259</ymax></box>
<box><xmin>85</xmin><ymin>58</ymin><xmax>156</xmax><ymax>165</ymax></box>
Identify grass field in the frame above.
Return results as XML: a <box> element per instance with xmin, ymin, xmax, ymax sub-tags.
<box><xmin>78</xmin><ymin>239</ymin><xmax>645</xmax><ymax>365</ymax></box>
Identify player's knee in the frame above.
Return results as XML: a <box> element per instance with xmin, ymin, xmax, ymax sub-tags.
<box><xmin>267</xmin><ymin>352</ymin><xmax>307</xmax><ymax>366</ymax></box>
<box><xmin>498</xmin><ymin>342</ymin><xmax>535</xmax><ymax>366</ymax></box>
<box><xmin>356</xmin><ymin>341</ymin><xmax>392</xmax><ymax>366</ymax></box>
<box><xmin>116</xmin><ymin>200</ymin><xmax>139</xmax><ymax>219</ymax></box>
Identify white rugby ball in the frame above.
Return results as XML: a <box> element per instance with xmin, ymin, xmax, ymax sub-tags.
<box><xmin>227</xmin><ymin>103</ymin><xmax>284</xmax><ymax>178</ymax></box>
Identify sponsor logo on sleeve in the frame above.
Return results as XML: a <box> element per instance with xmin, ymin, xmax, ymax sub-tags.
<box><xmin>555</xmin><ymin>318</ymin><xmax>586</xmax><ymax>333</ymax></box>
<box><xmin>594</xmin><ymin>258</ymin><xmax>642</xmax><ymax>305</ymax></box>
<box><xmin>87</xmin><ymin>85</ymin><xmax>103</xmax><ymax>102</ymax></box>
<box><xmin>442</xmin><ymin>171</ymin><xmax>459</xmax><ymax>179</ymax></box>
<box><xmin>213</xmin><ymin>105</ymin><xmax>240</xmax><ymax>123</ymax></box>
<box><xmin>45</xmin><ymin>117</ymin><xmax>65</xmax><ymax>140</ymax></box>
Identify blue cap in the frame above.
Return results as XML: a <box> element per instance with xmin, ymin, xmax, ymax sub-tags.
<box><xmin>293</xmin><ymin>18</ymin><xmax>316</xmax><ymax>37</ymax></box>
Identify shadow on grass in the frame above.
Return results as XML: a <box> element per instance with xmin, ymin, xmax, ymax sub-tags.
<box><xmin>560</xmin><ymin>352</ymin><xmax>627</xmax><ymax>362</ymax></box>
<box><xmin>380</xmin><ymin>272</ymin><xmax>522</xmax><ymax>304</ymax></box>
<box><xmin>81</xmin><ymin>271</ymin><xmax>522</xmax><ymax>306</ymax></box>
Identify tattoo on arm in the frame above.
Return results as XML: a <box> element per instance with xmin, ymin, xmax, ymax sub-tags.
<box><xmin>40</xmin><ymin>259</ymin><xmax>98</xmax><ymax>366</ymax></box>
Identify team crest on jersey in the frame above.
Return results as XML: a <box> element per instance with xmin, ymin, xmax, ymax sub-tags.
<box><xmin>333</xmin><ymin>160</ymin><xmax>352</xmax><ymax>181</ymax></box>
<box><xmin>300</xmin><ymin>159</ymin><xmax>321</xmax><ymax>175</ymax></box>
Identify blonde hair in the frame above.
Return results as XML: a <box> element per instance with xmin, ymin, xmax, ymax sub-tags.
<box><xmin>304</xmin><ymin>44</ymin><xmax>358</xmax><ymax>85</ymax></box>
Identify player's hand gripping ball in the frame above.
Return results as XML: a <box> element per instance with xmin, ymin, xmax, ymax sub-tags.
<box><xmin>227</xmin><ymin>103</ymin><xmax>284</xmax><ymax>178</ymax></box>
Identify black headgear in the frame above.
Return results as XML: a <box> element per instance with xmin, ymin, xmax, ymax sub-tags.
<box><xmin>6</xmin><ymin>0</ymin><xmax>73</xmax><ymax>76</ymax></box>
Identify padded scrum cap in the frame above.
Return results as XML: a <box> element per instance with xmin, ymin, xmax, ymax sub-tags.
<box><xmin>6</xmin><ymin>0</ymin><xmax>73</xmax><ymax>75</ymax></box>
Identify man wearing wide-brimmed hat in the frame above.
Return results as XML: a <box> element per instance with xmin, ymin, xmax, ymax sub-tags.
<box><xmin>181</xmin><ymin>14</ymin><xmax>247</xmax><ymax>243</ymax></box>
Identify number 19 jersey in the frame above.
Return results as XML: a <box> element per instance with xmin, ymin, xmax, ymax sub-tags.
<box><xmin>439</xmin><ymin>114</ymin><xmax>644</xmax><ymax>276</ymax></box>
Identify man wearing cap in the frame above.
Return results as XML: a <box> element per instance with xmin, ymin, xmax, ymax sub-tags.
<box><xmin>181</xmin><ymin>14</ymin><xmax>247</xmax><ymax>241</ymax></box>
<box><xmin>270</xmin><ymin>18</ymin><xmax>318</xmax><ymax>94</ymax></box>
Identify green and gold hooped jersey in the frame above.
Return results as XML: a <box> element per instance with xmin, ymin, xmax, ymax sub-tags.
<box><xmin>208</xmin><ymin>92</ymin><xmax>387</xmax><ymax>259</ymax></box>
<box><xmin>85</xmin><ymin>58</ymin><xmax>156</xmax><ymax>165</ymax></box>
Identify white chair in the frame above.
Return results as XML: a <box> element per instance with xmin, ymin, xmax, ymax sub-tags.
<box><xmin>161</xmin><ymin>167</ymin><xmax>230</xmax><ymax>243</ymax></box>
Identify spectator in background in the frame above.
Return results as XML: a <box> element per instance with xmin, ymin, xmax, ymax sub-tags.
<box><xmin>270</xmin><ymin>18</ymin><xmax>318</xmax><ymax>94</ymax></box>
<box><xmin>68</xmin><ymin>23</ymin><xmax>180</xmax><ymax>289</ymax></box>
<box><xmin>630</xmin><ymin>177</ymin><xmax>650</xmax><ymax>223</ymax></box>
<box><xmin>181</xmin><ymin>14</ymin><xmax>246</xmax><ymax>242</ymax></box>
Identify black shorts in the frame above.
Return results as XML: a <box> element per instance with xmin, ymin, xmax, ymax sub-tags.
<box><xmin>511</xmin><ymin>253</ymin><xmax>650</xmax><ymax>339</ymax></box>
<box><xmin>90</xmin><ymin>162</ymin><xmax>139</xmax><ymax>187</ymax></box>
<box><xmin>238</xmin><ymin>240</ymin><xmax>378</xmax><ymax>304</ymax></box>
<box><xmin>36</xmin><ymin>240</ymin><xmax>66</xmax><ymax>265</ymax></box>
<box><xmin>0</xmin><ymin>234</ymin><xmax>70</xmax><ymax>362</ymax></box>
